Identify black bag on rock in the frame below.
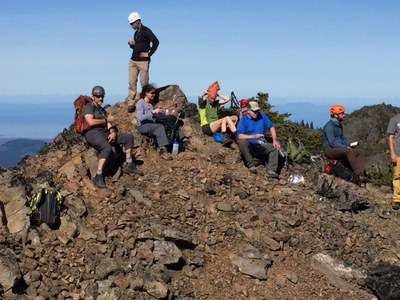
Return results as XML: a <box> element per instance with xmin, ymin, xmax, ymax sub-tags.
<box><xmin>29</xmin><ymin>183</ymin><xmax>62</xmax><ymax>229</ymax></box>
<box><xmin>329</xmin><ymin>160</ymin><xmax>359</xmax><ymax>185</ymax></box>
<box><xmin>153</xmin><ymin>115</ymin><xmax>184</xmax><ymax>144</ymax></box>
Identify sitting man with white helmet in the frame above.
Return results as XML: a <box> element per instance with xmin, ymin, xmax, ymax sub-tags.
<box><xmin>127</xmin><ymin>11</ymin><xmax>159</xmax><ymax>111</ymax></box>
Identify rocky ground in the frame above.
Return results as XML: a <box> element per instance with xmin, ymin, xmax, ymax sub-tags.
<box><xmin>1</xmin><ymin>91</ymin><xmax>399</xmax><ymax>299</ymax></box>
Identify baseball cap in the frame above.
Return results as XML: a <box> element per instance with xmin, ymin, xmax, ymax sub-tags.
<box><xmin>247</xmin><ymin>101</ymin><xmax>260</xmax><ymax>111</ymax></box>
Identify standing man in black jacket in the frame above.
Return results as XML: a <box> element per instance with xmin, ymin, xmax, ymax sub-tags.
<box><xmin>127</xmin><ymin>12</ymin><xmax>159</xmax><ymax>110</ymax></box>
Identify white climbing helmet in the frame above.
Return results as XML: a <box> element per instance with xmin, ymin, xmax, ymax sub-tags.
<box><xmin>128</xmin><ymin>12</ymin><xmax>141</xmax><ymax>24</ymax></box>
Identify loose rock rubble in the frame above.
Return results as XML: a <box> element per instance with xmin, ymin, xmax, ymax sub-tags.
<box><xmin>0</xmin><ymin>88</ymin><xmax>398</xmax><ymax>299</ymax></box>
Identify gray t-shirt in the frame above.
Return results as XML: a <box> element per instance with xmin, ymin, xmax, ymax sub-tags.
<box><xmin>387</xmin><ymin>114</ymin><xmax>400</xmax><ymax>156</ymax></box>
<box><xmin>82</xmin><ymin>100</ymin><xmax>107</xmax><ymax>130</ymax></box>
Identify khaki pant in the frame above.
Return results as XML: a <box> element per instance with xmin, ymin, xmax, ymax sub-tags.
<box><xmin>393</xmin><ymin>157</ymin><xmax>400</xmax><ymax>202</ymax></box>
<box><xmin>128</xmin><ymin>59</ymin><xmax>149</xmax><ymax>101</ymax></box>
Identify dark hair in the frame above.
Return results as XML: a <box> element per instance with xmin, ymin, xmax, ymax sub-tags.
<box><xmin>140</xmin><ymin>84</ymin><xmax>156</xmax><ymax>99</ymax></box>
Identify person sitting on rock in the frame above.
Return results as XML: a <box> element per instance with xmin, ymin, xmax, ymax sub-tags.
<box><xmin>322</xmin><ymin>104</ymin><xmax>367</xmax><ymax>183</ymax></box>
<box><xmin>198</xmin><ymin>82</ymin><xmax>238</xmax><ymax>146</ymax></box>
<box><xmin>237</xmin><ymin>101</ymin><xmax>280</xmax><ymax>178</ymax></box>
<box><xmin>135</xmin><ymin>83</ymin><xmax>188</xmax><ymax>160</ymax></box>
<box><xmin>83</xmin><ymin>85</ymin><xmax>144</xmax><ymax>188</ymax></box>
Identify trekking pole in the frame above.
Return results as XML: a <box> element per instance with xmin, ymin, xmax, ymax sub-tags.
<box><xmin>230</xmin><ymin>91</ymin><xmax>239</xmax><ymax>108</ymax></box>
<box><xmin>171</xmin><ymin>111</ymin><xmax>182</xmax><ymax>141</ymax></box>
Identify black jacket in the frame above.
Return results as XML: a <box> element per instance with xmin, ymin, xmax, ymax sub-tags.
<box><xmin>130</xmin><ymin>24</ymin><xmax>159</xmax><ymax>61</ymax></box>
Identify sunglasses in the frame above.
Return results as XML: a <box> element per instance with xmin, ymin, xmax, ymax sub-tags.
<box><xmin>94</xmin><ymin>95</ymin><xmax>104</xmax><ymax>99</ymax></box>
<box><xmin>149</xmin><ymin>91</ymin><xmax>156</xmax><ymax>95</ymax></box>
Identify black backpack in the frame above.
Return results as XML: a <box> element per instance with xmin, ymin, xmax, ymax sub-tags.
<box><xmin>153</xmin><ymin>114</ymin><xmax>184</xmax><ymax>144</ymax></box>
<box><xmin>328</xmin><ymin>160</ymin><xmax>359</xmax><ymax>185</ymax></box>
<box><xmin>29</xmin><ymin>183</ymin><xmax>62</xmax><ymax>228</ymax></box>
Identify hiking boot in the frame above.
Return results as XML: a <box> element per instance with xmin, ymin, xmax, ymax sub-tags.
<box><xmin>159</xmin><ymin>147</ymin><xmax>173</xmax><ymax>161</ymax></box>
<box><xmin>233</xmin><ymin>132</ymin><xmax>239</xmax><ymax>144</ymax></box>
<box><xmin>392</xmin><ymin>202</ymin><xmax>400</xmax><ymax>211</ymax></box>
<box><xmin>358</xmin><ymin>175</ymin><xmax>368</xmax><ymax>183</ymax></box>
<box><xmin>267</xmin><ymin>170</ymin><xmax>279</xmax><ymax>179</ymax></box>
<box><xmin>127</xmin><ymin>99</ymin><xmax>135</xmax><ymax>113</ymax></box>
<box><xmin>181</xmin><ymin>138</ymin><xmax>197</xmax><ymax>152</ymax></box>
<box><xmin>93</xmin><ymin>174</ymin><xmax>106</xmax><ymax>189</ymax></box>
<box><xmin>222</xmin><ymin>132</ymin><xmax>233</xmax><ymax>147</ymax></box>
<box><xmin>123</xmin><ymin>162</ymin><xmax>144</xmax><ymax>176</ymax></box>
<box><xmin>161</xmin><ymin>153</ymin><xmax>173</xmax><ymax>160</ymax></box>
<box><xmin>181</xmin><ymin>138</ymin><xmax>189</xmax><ymax>150</ymax></box>
<box><xmin>249</xmin><ymin>166</ymin><xmax>257</xmax><ymax>174</ymax></box>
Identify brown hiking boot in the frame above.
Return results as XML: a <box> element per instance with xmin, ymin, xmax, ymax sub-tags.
<box><xmin>159</xmin><ymin>147</ymin><xmax>173</xmax><ymax>160</ymax></box>
<box><xmin>222</xmin><ymin>132</ymin><xmax>233</xmax><ymax>147</ymax></box>
<box><xmin>249</xmin><ymin>166</ymin><xmax>257</xmax><ymax>174</ymax></box>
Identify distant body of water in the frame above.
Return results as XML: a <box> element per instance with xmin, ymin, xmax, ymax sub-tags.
<box><xmin>0</xmin><ymin>95</ymin><xmax>123</xmax><ymax>140</ymax></box>
<box><xmin>0</xmin><ymin>95</ymin><xmax>398</xmax><ymax>140</ymax></box>
<box><xmin>2</xmin><ymin>101</ymin><xmax>72</xmax><ymax>140</ymax></box>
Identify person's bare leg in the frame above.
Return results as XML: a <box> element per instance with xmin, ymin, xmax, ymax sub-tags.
<box><xmin>209</xmin><ymin>119</ymin><xmax>223</xmax><ymax>133</ymax></box>
<box><xmin>97</xmin><ymin>158</ymin><xmax>106</xmax><ymax>173</ymax></box>
<box><xmin>226</xmin><ymin>116</ymin><xmax>237</xmax><ymax>132</ymax></box>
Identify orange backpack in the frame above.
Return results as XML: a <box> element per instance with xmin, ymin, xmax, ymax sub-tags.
<box><xmin>73</xmin><ymin>95</ymin><xmax>92</xmax><ymax>134</ymax></box>
<box><xmin>207</xmin><ymin>81</ymin><xmax>220</xmax><ymax>99</ymax></box>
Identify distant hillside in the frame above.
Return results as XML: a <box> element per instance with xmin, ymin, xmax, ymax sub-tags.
<box><xmin>343</xmin><ymin>103</ymin><xmax>400</xmax><ymax>170</ymax></box>
<box><xmin>0</xmin><ymin>139</ymin><xmax>46</xmax><ymax>167</ymax></box>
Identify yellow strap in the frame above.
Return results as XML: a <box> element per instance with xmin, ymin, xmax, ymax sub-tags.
<box><xmin>29</xmin><ymin>183</ymin><xmax>62</xmax><ymax>214</ymax></box>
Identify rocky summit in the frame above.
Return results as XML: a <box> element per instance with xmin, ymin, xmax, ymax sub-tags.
<box><xmin>0</xmin><ymin>86</ymin><xmax>399</xmax><ymax>300</ymax></box>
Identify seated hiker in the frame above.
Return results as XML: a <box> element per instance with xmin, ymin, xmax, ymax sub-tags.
<box><xmin>83</xmin><ymin>85</ymin><xmax>144</xmax><ymax>189</ymax></box>
<box><xmin>322</xmin><ymin>104</ymin><xmax>367</xmax><ymax>183</ymax></box>
<box><xmin>237</xmin><ymin>101</ymin><xmax>280</xmax><ymax>178</ymax></box>
<box><xmin>198</xmin><ymin>81</ymin><xmax>238</xmax><ymax>146</ymax></box>
<box><xmin>135</xmin><ymin>83</ymin><xmax>188</xmax><ymax>160</ymax></box>
<box><xmin>237</xmin><ymin>98</ymin><xmax>250</xmax><ymax>120</ymax></box>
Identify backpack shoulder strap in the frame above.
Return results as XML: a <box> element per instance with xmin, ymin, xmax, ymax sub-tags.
<box><xmin>29</xmin><ymin>183</ymin><xmax>62</xmax><ymax>214</ymax></box>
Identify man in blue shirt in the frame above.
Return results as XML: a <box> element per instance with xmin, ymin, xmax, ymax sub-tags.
<box><xmin>237</xmin><ymin>101</ymin><xmax>280</xmax><ymax>178</ymax></box>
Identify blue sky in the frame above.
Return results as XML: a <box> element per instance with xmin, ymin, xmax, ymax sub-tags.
<box><xmin>0</xmin><ymin>0</ymin><xmax>399</xmax><ymax>139</ymax></box>
<box><xmin>1</xmin><ymin>0</ymin><xmax>399</xmax><ymax>101</ymax></box>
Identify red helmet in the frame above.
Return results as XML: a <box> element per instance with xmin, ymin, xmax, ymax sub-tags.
<box><xmin>330</xmin><ymin>104</ymin><xmax>345</xmax><ymax>115</ymax></box>
<box><xmin>239</xmin><ymin>99</ymin><xmax>250</xmax><ymax>108</ymax></box>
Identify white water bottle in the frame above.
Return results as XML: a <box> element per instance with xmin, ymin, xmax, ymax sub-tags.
<box><xmin>172</xmin><ymin>140</ymin><xmax>179</xmax><ymax>155</ymax></box>
<box><xmin>257</xmin><ymin>137</ymin><xmax>266</xmax><ymax>145</ymax></box>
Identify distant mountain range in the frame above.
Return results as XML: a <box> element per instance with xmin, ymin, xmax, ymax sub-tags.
<box><xmin>0</xmin><ymin>139</ymin><xmax>47</xmax><ymax>167</ymax></box>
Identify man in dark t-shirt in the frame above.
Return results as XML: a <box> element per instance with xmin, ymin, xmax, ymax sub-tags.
<box><xmin>83</xmin><ymin>85</ymin><xmax>144</xmax><ymax>188</ymax></box>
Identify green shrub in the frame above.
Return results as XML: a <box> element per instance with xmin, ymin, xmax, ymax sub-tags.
<box><xmin>366</xmin><ymin>166</ymin><xmax>393</xmax><ymax>186</ymax></box>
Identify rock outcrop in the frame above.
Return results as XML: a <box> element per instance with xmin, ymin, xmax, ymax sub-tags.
<box><xmin>0</xmin><ymin>86</ymin><xmax>399</xmax><ymax>299</ymax></box>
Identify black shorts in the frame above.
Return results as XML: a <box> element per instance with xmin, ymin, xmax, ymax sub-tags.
<box><xmin>201</xmin><ymin>124</ymin><xmax>213</xmax><ymax>136</ymax></box>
